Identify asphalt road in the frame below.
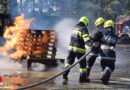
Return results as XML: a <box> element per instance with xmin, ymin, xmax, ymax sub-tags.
<box><xmin>0</xmin><ymin>44</ymin><xmax>130</xmax><ymax>90</ymax></box>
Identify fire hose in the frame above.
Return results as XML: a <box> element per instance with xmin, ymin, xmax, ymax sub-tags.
<box><xmin>16</xmin><ymin>50</ymin><xmax>92</xmax><ymax>90</ymax></box>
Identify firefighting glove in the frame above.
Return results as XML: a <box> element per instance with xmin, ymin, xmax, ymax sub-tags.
<box><xmin>85</xmin><ymin>39</ymin><xmax>93</xmax><ymax>46</ymax></box>
<box><xmin>91</xmin><ymin>42</ymin><xmax>100</xmax><ymax>52</ymax></box>
<box><xmin>85</xmin><ymin>39</ymin><xmax>93</xmax><ymax>50</ymax></box>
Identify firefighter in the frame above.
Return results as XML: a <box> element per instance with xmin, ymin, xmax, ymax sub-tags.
<box><xmin>86</xmin><ymin>20</ymin><xmax>117</xmax><ymax>85</ymax></box>
<box><xmin>100</xmin><ymin>20</ymin><xmax>117</xmax><ymax>85</ymax></box>
<box><xmin>86</xmin><ymin>17</ymin><xmax>105</xmax><ymax>82</ymax></box>
<box><xmin>63</xmin><ymin>16</ymin><xmax>90</xmax><ymax>83</ymax></box>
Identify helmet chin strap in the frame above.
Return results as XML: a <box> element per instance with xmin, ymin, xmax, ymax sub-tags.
<box><xmin>97</xmin><ymin>24</ymin><xmax>104</xmax><ymax>30</ymax></box>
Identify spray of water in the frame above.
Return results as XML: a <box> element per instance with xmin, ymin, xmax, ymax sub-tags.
<box><xmin>53</xmin><ymin>18</ymin><xmax>77</xmax><ymax>59</ymax></box>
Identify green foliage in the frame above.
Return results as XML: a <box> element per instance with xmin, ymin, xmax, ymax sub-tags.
<box><xmin>0</xmin><ymin>0</ymin><xmax>8</xmax><ymax>14</ymax></box>
<box><xmin>102</xmin><ymin>0</ymin><xmax>129</xmax><ymax>20</ymax></box>
<box><xmin>124</xmin><ymin>0</ymin><xmax>130</xmax><ymax>15</ymax></box>
<box><xmin>73</xmin><ymin>0</ymin><xmax>130</xmax><ymax>20</ymax></box>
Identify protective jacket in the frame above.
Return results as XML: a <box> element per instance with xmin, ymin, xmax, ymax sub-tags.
<box><xmin>99</xmin><ymin>28</ymin><xmax>117</xmax><ymax>61</ymax></box>
<box><xmin>88</xmin><ymin>28</ymin><xmax>117</xmax><ymax>60</ymax></box>
<box><xmin>69</xmin><ymin>24</ymin><xmax>90</xmax><ymax>53</ymax></box>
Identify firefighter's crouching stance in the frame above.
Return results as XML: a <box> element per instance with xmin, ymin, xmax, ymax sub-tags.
<box><xmin>100</xmin><ymin>20</ymin><xmax>117</xmax><ymax>85</ymax></box>
<box><xmin>86</xmin><ymin>20</ymin><xmax>117</xmax><ymax>85</ymax></box>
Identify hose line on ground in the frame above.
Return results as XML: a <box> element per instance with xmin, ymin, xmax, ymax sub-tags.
<box><xmin>16</xmin><ymin>50</ymin><xmax>91</xmax><ymax>90</ymax></box>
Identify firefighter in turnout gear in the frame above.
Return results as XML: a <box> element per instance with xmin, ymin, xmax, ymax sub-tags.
<box><xmin>86</xmin><ymin>19</ymin><xmax>117</xmax><ymax>85</ymax></box>
<box><xmin>63</xmin><ymin>16</ymin><xmax>90</xmax><ymax>83</ymax></box>
<box><xmin>100</xmin><ymin>20</ymin><xmax>117</xmax><ymax>85</ymax></box>
<box><xmin>86</xmin><ymin>17</ymin><xmax>105</xmax><ymax>82</ymax></box>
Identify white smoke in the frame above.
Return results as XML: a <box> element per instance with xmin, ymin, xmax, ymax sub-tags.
<box><xmin>0</xmin><ymin>55</ymin><xmax>23</xmax><ymax>70</ymax></box>
<box><xmin>0</xmin><ymin>37</ymin><xmax>24</xmax><ymax>70</ymax></box>
<box><xmin>53</xmin><ymin>18</ymin><xmax>77</xmax><ymax>59</ymax></box>
<box><xmin>31</xmin><ymin>63</ymin><xmax>45</xmax><ymax>71</ymax></box>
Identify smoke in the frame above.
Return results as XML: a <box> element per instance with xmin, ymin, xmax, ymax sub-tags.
<box><xmin>53</xmin><ymin>18</ymin><xmax>77</xmax><ymax>59</ymax></box>
<box><xmin>31</xmin><ymin>63</ymin><xmax>45</xmax><ymax>71</ymax></box>
<box><xmin>0</xmin><ymin>37</ymin><xmax>24</xmax><ymax>70</ymax></box>
<box><xmin>0</xmin><ymin>55</ymin><xmax>23</xmax><ymax>70</ymax></box>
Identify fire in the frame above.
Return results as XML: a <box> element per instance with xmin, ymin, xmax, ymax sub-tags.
<box><xmin>0</xmin><ymin>13</ymin><xmax>57</xmax><ymax>60</ymax></box>
<box><xmin>0</xmin><ymin>13</ymin><xmax>34</xmax><ymax>60</ymax></box>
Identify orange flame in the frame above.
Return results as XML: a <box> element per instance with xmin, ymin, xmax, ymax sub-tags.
<box><xmin>0</xmin><ymin>13</ymin><xmax>34</xmax><ymax>59</ymax></box>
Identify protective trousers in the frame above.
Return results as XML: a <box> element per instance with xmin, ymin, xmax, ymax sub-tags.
<box><xmin>100</xmin><ymin>60</ymin><xmax>115</xmax><ymax>84</ymax></box>
<box><xmin>63</xmin><ymin>51</ymin><xmax>87</xmax><ymax>82</ymax></box>
<box><xmin>86</xmin><ymin>54</ymin><xmax>97</xmax><ymax>77</ymax></box>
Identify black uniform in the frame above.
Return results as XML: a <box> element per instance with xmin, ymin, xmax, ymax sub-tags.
<box><xmin>99</xmin><ymin>28</ymin><xmax>117</xmax><ymax>84</ymax></box>
<box><xmin>63</xmin><ymin>23</ymin><xmax>90</xmax><ymax>82</ymax></box>
<box><xmin>87</xmin><ymin>27</ymin><xmax>117</xmax><ymax>84</ymax></box>
<box><xmin>86</xmin><ymin>25</ymin><xmax>103</xmax><ymax>79</ymax></box>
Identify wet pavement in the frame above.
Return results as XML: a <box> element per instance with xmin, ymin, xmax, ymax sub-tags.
<box><xmin>0</xmin><ymin>44</ymin><xmax>130</xmax><ymax>90</ymax></box>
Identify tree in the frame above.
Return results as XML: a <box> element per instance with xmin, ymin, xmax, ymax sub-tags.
<box><xmin>0</xmin><ymin>0</ymin><xmax>8</xmax><ymax>15</ymax></box>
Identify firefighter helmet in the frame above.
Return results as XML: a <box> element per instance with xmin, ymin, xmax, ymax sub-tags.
<box><xmin>104</xmin><ymin>20</ymin><xmax>114</xmax><ymax>28</ymax></box>
<box><xmin>79</xmin><ymin>16</ymin><xmax>89</xmax><ymax>26</ymax></box>
<box><xmin>95</xmin><ymin>17</ymin><xmax>105</xmax><ymax>27</ymax></box>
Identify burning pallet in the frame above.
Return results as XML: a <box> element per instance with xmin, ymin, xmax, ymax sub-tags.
<box><xmin>0</xmin><ymin>14</ymin><xmax>64</xmax><ymax>69</ymax></box>
<box><xmin>9</xmin><ymin>29</ymin><xmax>57</xmax><ymax>60</ymax></box>
<box><xmin>9</xmin><ymin>29</ymin><xmax>64</xmax><ymax>69</ymax></box>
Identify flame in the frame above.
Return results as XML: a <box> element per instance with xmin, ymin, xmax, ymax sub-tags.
<box><xmin>0</xmin><ymin>13</ymin><xmax>34</xmax><ymax>60</ymax></box>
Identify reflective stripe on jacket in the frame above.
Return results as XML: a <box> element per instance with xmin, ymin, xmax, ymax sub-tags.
<box><xmin>98</xmin><ymin>56</ymin><xmax>116</xmax><ymax>61</ymax></box>
<box><xmin>69</xmin><ymin>46</ymin><xmax>86</xmax><ymax>53</ymax></box>
<box><xmin>69</xmin><ymin>24</ymin><xmax>89</xmax><ymax>53</ymax></box>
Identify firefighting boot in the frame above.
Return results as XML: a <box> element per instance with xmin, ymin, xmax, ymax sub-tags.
<box><xmin>79</xmin><ymin>71</ymin><xmax>90</xmax><ymax>83</ymax></box>
<box><xmin>101</xmin><ymin>67</ymin><xmax>112</xmax><ymax>85</ymax></box>
<box><xmin>86</xmin><ymin>67</ymin><xmax>91</xmax><ymax>82</ymax></box>
<box><xmin>63</xmin><ymin>74</ymin><xmax>68</xmax><ymax>81</ymax></box>
<box><xmin>63</xmin><ymin>63</ymin><xmax>71</xmax><ymax>81</ymax></box>
<box><xmin>63</xmin><ymin>69</ymin><xmax>70</xmax><ymax>81</ymax></box>
<box><xmin>86</xmin><ymin>68</ymin><xmax>91</xmax><ymax>77</ymax></box>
